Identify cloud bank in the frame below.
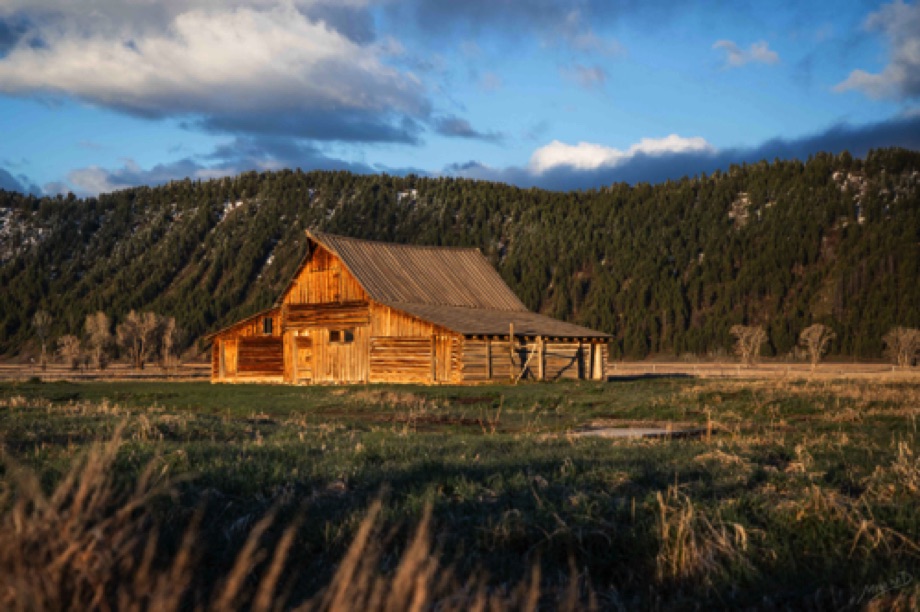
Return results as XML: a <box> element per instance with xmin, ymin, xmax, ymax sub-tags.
<box><xmin>529</xmin><ymin>135</ymin><xmax>713</xmax><ymax>173</ymax></box>
<box><xmin>60</xmin><ymin>134</ymin><xmax>434</xmax><ymax>196</ymax></box>
<box><xmin>448</xmin><ymin>114</ymin><xmax>920</xmax><ymax>190</ymax></box>
<box><xmin>0</xmin><ymin>1</ymin><xmax>432</xmax><ymax>143</ymax></box>
<box><xmin>835</xmin><ymin>0</ymin><xmax>920</xmax><ymax>100</ymax></box>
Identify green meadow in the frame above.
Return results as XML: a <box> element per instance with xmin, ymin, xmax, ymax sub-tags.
<box><xmin>0</xmin><ymin>378</ymin><xmax>917</xmax><ymax>609</ymax></box>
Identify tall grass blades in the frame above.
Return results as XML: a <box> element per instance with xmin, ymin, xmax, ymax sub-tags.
<box><xmin>0</xmin><ymin>432</ymin><xmax>588</xmax><ymax>611</ymax></box>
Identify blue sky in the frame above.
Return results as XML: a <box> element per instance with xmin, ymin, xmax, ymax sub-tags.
<box><xmin>1</xmin><ymin>0</ymin><xmax>918</xmax><ymax>196</ymax></box>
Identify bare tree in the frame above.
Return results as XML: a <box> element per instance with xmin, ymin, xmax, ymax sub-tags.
<box><xmin>729</xmin><ymin>325</ymin><xmax>768</xmax><ymax>366</ymax></box>
<box><xmin>116</xmin><ymin>311</ymin><xmax>161</xmax><ymax>370</ymax></box>
<box><xmin>159</xmin><ymin>316</ymin><xmax>181</xmax><ymax>371</ymax></box>
<box><xmin>882</xmin><ymin>326</ymin><xmax>920</xmax><ymax>368</ymax></box>
<box><xmin>32</xmin><ymin>310</ymin><xmax>52</xmax><ymax>371</ymax></box>
<box><xmin>56</xmin><ymin>335</ymin><xmax>83</xmax><ymax>370</ymax></box>
<box><xmin>799</xmin><ymin>324</ymin><xmax>836</xmax><ymax>371</ymax></box>
<box><xmin>84</xmin><ymin>311</ymin><xmax>113</xmax><ymax>370</ymax></box>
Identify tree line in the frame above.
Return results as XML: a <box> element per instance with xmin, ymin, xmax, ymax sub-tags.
<box><xmin>32</xmin><ymin>309</ymin><xmax>183</xmax><ymax>371</ymax></box>
<box><xmin>1</xmin><ymin>147</ymin><xmax>918</xmax><ymax>360</ymax></box>
<box><xmin>730</xmin><ymin>323</ymin><xmax>920</xmax><ymax>368</ymax></box>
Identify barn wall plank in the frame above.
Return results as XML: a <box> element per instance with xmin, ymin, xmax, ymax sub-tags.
<box><xmin>369</xmin><ymin>337</ymin><xmax>431</xmax><ymax>383</ymax></box>
<box><xmin>282</xmin><ymin>245</ymin><xmax>369</xmax><ymax>305</ymax></box>
<box><xmin>237</xmin><ymin>336</ymin><xmax>284</xmax><ymax>377</ymax></box>
<box><xmin>284</xmin><ymin>302</ymin><xmax>370</xmax><ymax>329</ymax></box>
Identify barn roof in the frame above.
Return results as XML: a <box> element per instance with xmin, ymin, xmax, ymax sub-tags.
<box><xmin>306</xmin><ymin>230</ymin><xmax>528</xmax><ymax>311</ymax></box>
<box><xmin>303</xmin><ymin>231</ymin><xmax>609</xmax><ymax>339</ymax></box>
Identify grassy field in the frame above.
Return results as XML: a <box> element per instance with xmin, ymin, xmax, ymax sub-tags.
<box><xmin>0</xmin><ymin>377</ymin><xmax>918</xmax><ymax>609</ymax></box>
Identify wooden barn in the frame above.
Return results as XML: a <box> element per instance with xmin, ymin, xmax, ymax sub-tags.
<box><xmin>208</xmin><ymin>231</ymin><xmax>609</xmax><ymax>384</ymax></box>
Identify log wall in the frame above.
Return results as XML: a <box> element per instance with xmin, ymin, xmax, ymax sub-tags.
<box><xmin>544</xmin><ymin>342</ymin><xmax>585</xmax><ymax>380</ymax></box>
<box><xmin>237</xmin><ymin>336</ymin><xmax>284</xmax><ymax>379</ymax></box>
<box><xmin>369</xmin><ymin>337</ymin><xmax>431</xmax><ymax>383</ymax></box>
<box><xmin>284</xmin><ymin>302</ymin><xmax>370</xmax><ymax>329</ymax></box>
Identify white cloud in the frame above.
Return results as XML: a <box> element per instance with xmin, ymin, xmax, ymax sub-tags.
<box><xmin>0</xmin><ymin>1</ymin><xmax>427</xmax><ymax>141</ymax></box>
<box><xmin>713</xmin><ymin>40</ymin><xmax>780</xmax><ymax>68</ymax></box>
<box><xmin>834</xmin><ymin>0</ymin><xmax>920</xmax><ymax>100</ymax></box>
<box><xmin>529</xmin><ymin>135</ymin><xmax>714</xmax><ymax>174</ymax></box>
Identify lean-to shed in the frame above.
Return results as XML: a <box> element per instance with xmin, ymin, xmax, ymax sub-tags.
<box><xmin>208</xmin><ymin>230</ymin><xmax>609</xmax><ymax>384</ymax></box>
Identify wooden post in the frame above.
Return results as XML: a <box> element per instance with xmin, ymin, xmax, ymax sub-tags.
<box><xmin>218</xmin><ymin>340</ymin><xmax>225</xmax><ymax>380</ymax></box>
<box><xmin>538</xmin><ymin>336</ymin><xmax>544</xmax><ymax>381</ymax></box>
<box><xmin>486</xmin><ymin>337</ymin><xmax>492</xmax><ymax>381</ymax></box>
<box><xmin>431</xmin><ymin>334</ymin><xmax>437</xmax><ymax>383</ymax></box>
<box><xmin>509</xmin><ymin>324</ymin><xmax>515</xmax><ymax>381</ymax></box>
<box><xmin>595</xmin><ymin>342</ymin><xmax>605</xmax><ymax>380</ymax></box>
<box><xmin>289</xmin><ymin>332</ymin><xmax>297</xmax><ymax>383</ymax></box>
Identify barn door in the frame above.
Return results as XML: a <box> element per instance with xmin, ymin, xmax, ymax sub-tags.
<box><xmin>318</xmin><ymin>326</ymin><xmax>368</xmax><ymax>383</ymax></box>
<box><xmin>295</xmin><ymin>336</ymin><xmax>313</xmax><ymax>382</ymax></box>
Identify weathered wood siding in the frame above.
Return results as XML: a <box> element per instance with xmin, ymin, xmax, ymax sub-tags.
<box><xmin>369</xmin><ymin>303</ymin><xmax>440</xmax><ymax>337</ymax></box>
<box><xmin>369</xmin><ymin>337</ymin><xmax>430</xmax><ymax>383</ymax></box>
<box><xmin>237</xmin><ymin>336</ymin><xmax>284</xmax><ymax>378</ymax></box>
<box><xmin>211</xmin><ymin>307</ymin><xmax>282</xmax><ymax>382</ymax></box>
<box><xmin>310</xmin><ymin>326</ymin><xmax>370</xmax><ymax>383</ymax></box>
<box><xmin>284</xmin><ymin>301</ymin><xmax>370</xmax><ymax>329</ymax></box>
<box><xmin>283</xmin><ymin>332</ymin><xmax>315</xmax><ymax>383</ymax></box>
<box><xmin>211</xmin><ymin>236</ymin><xmax>608</xmax><ymax>385</ymax></box>
<box><xmin>212</xmin><ymin>342</ymin><xmax>220</xmax><ymax>379</ymax></box>
<box><xmin>461</xmin><ymin>338</ymin><xmax>519</xmax><ymax>382</ymax></box>
<box><xmin>460</xmin><ymin>338</ymin><xmax>607</xmax><ymax>382</ymax></box>
<box><xmin>295</xmin><ymin>336</ymin><xmax>312</xmax><ymax>381</ymax></box>
<box><xmin>433</xmin><ymin>334</ymin><xmax>458</xmax><ymax>383</ymax></box>
<box><xmin>591</xmin><ymin>343</ymin><xmax>608</xmax><ymax>380</ymax></box>
<box><xmin>544</xmin><ymin>342</ymin><xmax>585</xmax><ymax>380</ymax></box>
<box><xmin>222</xmin><ymin>311</ymin><xmax>281</xmax><ymax>339</ymax></box>
<box><xmin>222</xmin><ymin>339</ymin><xmax>238</xmax><ymax>377</ymax></box>
<box><xmin>283</xmin><ymin>245</ymin><xmax>368</xmax><ymax>305</ymax></box>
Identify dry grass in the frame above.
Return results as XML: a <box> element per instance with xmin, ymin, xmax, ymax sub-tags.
<box><xmin>654</xmin><ymin>484</ymin><xmax>753</xmax><ymax>586</ymax></box>
<box><xmin>0</xmin><ymin>430</ymin><xmax>590</xmax><ymax>611</ymax></box>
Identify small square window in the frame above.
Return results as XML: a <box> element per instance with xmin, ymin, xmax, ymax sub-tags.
<box><xmin>330</xmin><ymin>329</ymin><xmax>354</xmax><ymax>344</ymax></box>
<box><xmin>263</xmin><ymin>317</ymin><xmax>273</xmax><ymax>335</ymax></box>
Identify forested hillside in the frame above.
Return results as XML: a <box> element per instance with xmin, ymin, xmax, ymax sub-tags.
<box><xmin>1</xmin><ymin>148</ymin><xmax>918</xmax><ymax>360</ymax></box>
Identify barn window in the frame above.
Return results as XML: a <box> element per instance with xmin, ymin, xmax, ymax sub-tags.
<box><xmin>263</xmin><ymin>317</ymin><xmax>273</xmax><ymax>335</ymax></box>
<box><xmin>330</xmin><ymin>329</ymin><xmax>354</xmax><ymax>344</ymax></box>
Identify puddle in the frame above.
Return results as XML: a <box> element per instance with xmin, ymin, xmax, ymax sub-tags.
<box><xmin>573</xmin><ymin>425</ymin><xmax>711</xmax><ymax>439</ymax></box>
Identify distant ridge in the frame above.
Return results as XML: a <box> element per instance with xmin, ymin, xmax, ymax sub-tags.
<box><xmin>0</xmin><ymin>147</ymin><xmax>918</xmax><ymax>359</ymax></box>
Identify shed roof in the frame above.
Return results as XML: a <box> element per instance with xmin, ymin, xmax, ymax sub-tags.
<box><xmin>391</xmin><ymin>302</ymin><xmax>610</xmax><ymax>339</ymax></box>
